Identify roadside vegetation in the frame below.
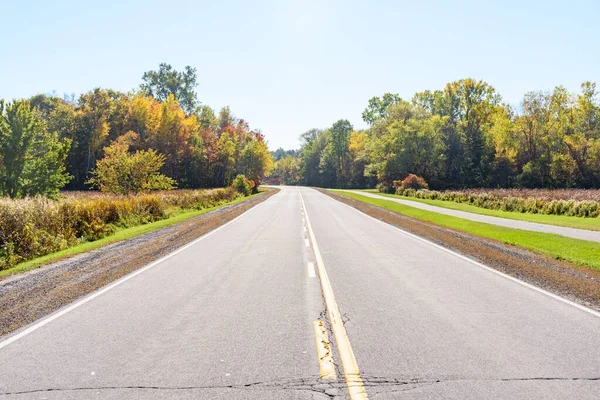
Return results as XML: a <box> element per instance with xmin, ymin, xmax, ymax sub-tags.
<box><xmin>0</xmin><ymin>62</ymin><xmax>272</xmax><ymax>199</ymax></box>
<box><xmin>363</xmin><ymin>189</ymin><xmax>600</xmax><ymax>232</ymax></box>
<box><xmin>333</xmin><ymin>190</ymin><xmax>600</xmax><ymax>271</ymax></box>
<box><xmin>267</xmin><ymin>79</ymin><xmax>600</xmax><ymax>193</ymax></box>
<box><xmin>0</xmin><ymin>63</ymin><xmax>273</xmax><ymax>274</ymax></box>
<box><xmin>0</xmin><ymin>186</ymin><xmax>256</xmax><ymax>271</ymax></box>
<box><xmin>355</xmin><ymin>173</ymin><xmax>600</xmax><ymax>230</ymax></box>
<box><xmin>393</xmin><ymin>185</ymin><xmax>600</xmax><ymax>218</ymax></box>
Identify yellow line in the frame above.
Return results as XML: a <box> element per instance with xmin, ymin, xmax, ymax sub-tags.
<box><xmin>313</xmin><ymin>320</ymin><xmax>337</xmax><ymax>379</ymax></box>
<box><xmin>300</xmin><ymin>193</ymin><xmax>368</xmax><ymax>400</ymax></box>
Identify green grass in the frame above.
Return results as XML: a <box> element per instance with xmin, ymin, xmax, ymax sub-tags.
<box><xmin>332</xmin><ymin>190</ymin><xmax>600</xmax><ymax>271</ymax></box>
<box><xmin>0</xmin><ymin>193</ymin><xmax>260</xmax><ymax>279</ymax></box>
<box><xmin>358</xmin><ymin>189</ymin><xmax>600</xmax><ymax>231</ymax></box>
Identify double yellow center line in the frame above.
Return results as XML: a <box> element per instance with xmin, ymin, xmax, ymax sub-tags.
<box><xmin>301</xmin><ymin>192</ymin><xmax>369</xmax><ymax>400</ymax></box>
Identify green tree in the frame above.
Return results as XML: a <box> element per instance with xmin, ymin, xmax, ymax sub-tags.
<box><xmin>0</xmin><ymin>100</ymin><xmax>71</xmax><ymax>198</ymax></box>
<box><xmin>362</xmin><ymin>93</ymin><xmax>402</xmax><ymax>125</ymax></box>
<box><xmin>445</xmin><ymin>79</ymin><xmax>501</xmax><ymax>186</ymax></box>
<box><xmin>299</xmin><ymin>129</ymin><xmax>327</xmax><ymax>186</ymax></box>
<box><xmin>566</xmin><ymin>82</ymin><xmax>600</xmax><ymax>186</ymax></box>
<box><xmin>140</xmin><ymin>63</ymin><xmax>199</xmax><ymax>115</ymax></box>
<box><xmin>329</xmin><ymin>119</ymin><xmax>353</xmax><ymax>187</ymax></box>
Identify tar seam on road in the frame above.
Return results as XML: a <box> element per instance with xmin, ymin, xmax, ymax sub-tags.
<box><xmin>300</xmin><ymin>191</ymin><xmax>369</xmax><ymax>400</ymax></box>
<box><xmin>0</xmin><ymin>192</ymin><xmax>279</xmax><ymax>351</ymax></box>
<box><xmin>333</xmin><ymin>192</ymin><xmax>600</xmax><ymax>319</ymax></box>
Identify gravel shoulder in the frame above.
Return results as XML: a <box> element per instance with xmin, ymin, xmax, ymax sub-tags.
<box><xmin>0</xmin><ymin>189</ymin><xmax>279</xmax><ymax>337</ymax></box>
<box><xmin>323</xmin><ymin>189</ymin><xmax>600</xmax><ymax>312</ymax></box>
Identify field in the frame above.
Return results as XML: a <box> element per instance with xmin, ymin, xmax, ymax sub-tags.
<box><xmin>435</xmin><ymin>188</ymin><xmax>600</xmax><ymax>202</ymax></box>
<box><xmin>392</xmin><ymin>187</ymin><xmax>600</xmax><ymax>218</ymax></box>
<box><xmin>0</xmin><ymin>188</ymin><xmax>247</xmax><ymax>271</ymax></box>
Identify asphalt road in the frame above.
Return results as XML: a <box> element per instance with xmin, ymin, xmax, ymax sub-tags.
<box><xmin>345</xmin><ymin>190</ymin><xmax>600</xmax><ymax>243</ymax></box>
<box><xmin>1</xmin><ymin>187</ymin><xmax>599</xmax><ymax>399</ymax></box>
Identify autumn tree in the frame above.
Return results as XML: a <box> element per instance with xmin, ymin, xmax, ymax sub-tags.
<box><xmin>87</xmin><ymin>133</ymin><xmax>175</xmax><ymax>194</ymax></box>
<box><xmin>237</xmin><ymin>133</ymin><xmax>273</xmax><ymax>189</ymax></box>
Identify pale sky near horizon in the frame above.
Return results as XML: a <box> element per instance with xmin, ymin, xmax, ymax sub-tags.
<box><xmin>1</xmin><ymin>0</ymin><xmax>599</xmax><ymax>150</ymax></box>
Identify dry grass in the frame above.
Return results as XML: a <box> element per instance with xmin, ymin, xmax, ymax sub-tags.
<box><xmin>453</xmin><ymin>188</ymin><xmax>600</xmax><ymax>202</ymax></box>
<box><xmin>395</xmin><ymin>188</ymin><xmax>600</xmax><ymax>218</ymax></box>
<box><xmin>0</xmin><ymin>189</ymin><xmax>278</xmax><ymax>336</ymax></box>
<box><xmin>0</xmin><ymin>188</ymin><xmax>242</xmax><ymax>270</ymax></box>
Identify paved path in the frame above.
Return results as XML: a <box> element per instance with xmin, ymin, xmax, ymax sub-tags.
<box><xmin>344</xmin><ymin>190</ymin><xmax>600</xmax><ymax>243</ymax></box>
<box><xmin>1</xmin><ymin>187</ymin><xmax>599</xmax><ymax>399</ymax></box>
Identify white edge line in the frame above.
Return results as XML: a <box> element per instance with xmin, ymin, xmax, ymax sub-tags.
<box><xmin>328</xmin><ymin>190</ymin><xmax>600</xmax><ymax>319</ymax></box>
<box><xmin>0</xmin><ymin>192</ymin><xmax>279</xmax><ymax>351</ymax></box>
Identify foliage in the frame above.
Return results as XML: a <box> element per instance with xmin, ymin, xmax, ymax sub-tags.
<box><xmin>87</xmin><ymin>134</ymin><xmax>176</xmax><ymax>194</ymax></box>
<box><xmin>279</xmin><ymin>79</ymin><xmax>600</xmax><ymax>192</ymax></box>
<box><xmin>0</xmin><ymin>100</ymin><xmax>71</xmax><ymax>199</ymax></box>
<box><xmin>140</xmin><ymin>63</ymin><xmax>199</xmax><ymax>115</ymax></box>
<box><xmin>393</xmin><ymin>174</ymin><xmax>429</xmax><ymax>192</ymax></box>
<box><xmin>0</xmin><ymin>188</ymin><xmax>241</xmax><ymax>270</ymax></box>
<box><xmin>232</xmin><ymin>174</ymin><xmax>254</xmax><ymax>196</ymax></box>
<box><xmin>266</xmin><ymin>155</ymin><xmax>301</xmax><ymax>185</ymax></box>
<box><xmin>5</xmin><ymin>64</ymin><xmax>271</xmax><ymax>193</ymax></box>
<box><xmin>362</xmin><ymin>93</ymin><xmax>402</xmax><ymax>125</ymax></box>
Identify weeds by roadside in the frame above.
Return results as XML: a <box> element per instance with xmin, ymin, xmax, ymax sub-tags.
<box><xmin>0</xmin><ymin>188</ymin><xmax>244</xmax><ymax>270</ymax></box>
<box><xmin>393</xmin><ymin>188</ymin><xmax>600</xmax><ymax>218</ymax></box>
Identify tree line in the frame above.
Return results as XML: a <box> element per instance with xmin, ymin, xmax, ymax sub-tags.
<box><xmin>0</xmin><ymin>63</ymin><xmax>272</xmax><ymax>198</ymax></box>
<box><xmin>268</xmin><ymin>79</ymin><xmax>600</xmax><ymax>190</ymax></box>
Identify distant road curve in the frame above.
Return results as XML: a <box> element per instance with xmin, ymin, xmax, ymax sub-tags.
<box><xmin>342</xmin><ymin>190</ymin><xmax>600</xmax><ymax>243</ymax></box>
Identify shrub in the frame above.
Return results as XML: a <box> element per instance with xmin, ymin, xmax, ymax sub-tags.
<box><xmin>376</xmin><ymin>182</ymin><xmax>393</xmax><ymax>193</ymax></box>
<box><xmin>232</xmin><ymin>174</ymin><xmax>254</xmax><ymax>196</ymax></box>
<box><xmin>393</xmin><ymin>174</ymin><xmax>429</xmax><ymax>194</ymax></box>
<box><xmin>87</xmin><ymin>134</ymin><xmax>176</xmax><ymax>194</ymax></box>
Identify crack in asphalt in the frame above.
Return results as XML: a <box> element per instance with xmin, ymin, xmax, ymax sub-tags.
<box><xmin>365</xmin><ymin>375</ymin><xmax>600</xmax><ymax>398</ymax></box>
<box><xmin>3</xmin><ymin>376</ymin><xmax>597</xmax><ymax>397</ymax></box>
<box><xmin>0</xmin><ymin>378</ymin><xmax>340</xmax><ymax>398</ymax></box>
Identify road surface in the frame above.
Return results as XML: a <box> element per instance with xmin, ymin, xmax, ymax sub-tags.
<box><xmin>0</xmin><ymin>187</ymin><xmax>599</xmax><ymax>399</ymax></box>
<box><xmin>344</xmin><ymin>189</ymin><xmax>600</xmax><ymax>243</ymax></box>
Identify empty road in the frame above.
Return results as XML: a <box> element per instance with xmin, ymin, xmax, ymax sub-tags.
<box><xmin>1</xmin><ymin>187</ymin><xmax>599</xmax><ymax>399</ymax></box>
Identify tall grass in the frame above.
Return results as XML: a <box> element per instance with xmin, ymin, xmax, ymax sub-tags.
<box><xmin>0</xmin><ymin>188</ymin><xmax>241</xmax><ymax>269</ymax></box>
<box><xmin>394</xmin><ymin>188</ymin><xmax>600</xmax><ymax>218</ymax></box>
<box><xmin>443</xmin><ymin>188</ymin><xmax>600</xmax><ymax>202</ymax></box>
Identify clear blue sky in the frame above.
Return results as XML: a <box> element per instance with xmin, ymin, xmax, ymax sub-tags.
<box><xmin>1</xmin><ymin>0</ymin><xmax>599</xmax><ymax>150</ymax></box>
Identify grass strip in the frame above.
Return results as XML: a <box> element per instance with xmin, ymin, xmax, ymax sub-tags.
<box><xmin>359</xmin><ymin>189</ymin><xmax>600</xmax><ymax>231</ymax></box>
<box><xmin>333</xmin><ymin>190</ymin><xmax>600</xmax><ymax>271</ymax></box>
<box><xmin>0</xmin><ymin>193</ymin><xmax>259</xmax><ymax>279</ymax></box>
